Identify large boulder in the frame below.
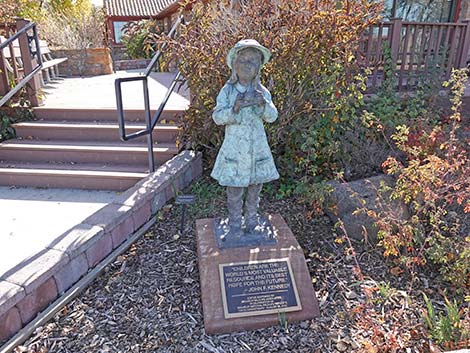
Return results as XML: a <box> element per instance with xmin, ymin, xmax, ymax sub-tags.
<box><xmin>324</xmin><ymin>174</ymin><xmax>408</xmax><ymax>243</ymax></box>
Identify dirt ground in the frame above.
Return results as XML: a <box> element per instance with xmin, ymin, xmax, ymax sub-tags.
<box><xmin>8</xmin><ymin>170</ymin><xmax>468</xmax><ymax>353</ymax></box>
<box><xmin>4</xmin><ymin>93</ymin><xmax>469</xmax><ymax>353</ymax></box>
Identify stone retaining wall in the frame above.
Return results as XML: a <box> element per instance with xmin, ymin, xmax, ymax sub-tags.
<box><xmin>113</xmin><ymin>59</ymin><xmax>152</xmax><ymax>71</ymax></box>
<box><xmin>110</xmin><ymin>45</ymin><xmax>127</xmax><ymax>62</ymax></box>
<box><xmin>51</xmin><ymin>48</ymin><xmax>113</xmax><ymax>77</ymax></box>
<box><xmin>0</xmin><ymin>150</ymin><xmax>202</xmax><ymax>343</ymax></box>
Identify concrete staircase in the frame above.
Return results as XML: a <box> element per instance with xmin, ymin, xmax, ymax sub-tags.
<box><xmin>0</xmin><ymin>107</ymin><xmax>182</xmax><ymax>190</ymax></box>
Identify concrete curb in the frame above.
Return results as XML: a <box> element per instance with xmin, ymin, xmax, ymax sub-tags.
<box><xmin>0</xmin><ymin>150</ymin><xmax>202</xmax><ymax>342</ymax></box>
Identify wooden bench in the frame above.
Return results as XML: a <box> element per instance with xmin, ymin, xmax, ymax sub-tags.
<box><xmin>0</xmin><ymin>36</ymin><xmax>67</xmax><ymax>85</ymax></box>
<box><xmin>0</xmin><ymin>35</ymin><xmax>24</xmax><ymax>88</ymax></box>
<box><xmin>38</xmin><ymin>40</ymin><xmax>68</xmax><ymax>83</ymax></box>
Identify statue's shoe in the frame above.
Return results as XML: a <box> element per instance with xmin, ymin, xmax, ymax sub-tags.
<box><xmin>221</xmin><ymin>224</ymin><xmax>243</xmax><ymax>241</ymax></box>
<box><xmin>245</xmin><ymin>215</ymin><xmax>274</xmax><ymax>238</ymax></box>
<box><xmin>246</xmin><ymin>225</ymin><xmax>263</xmax><ymax>235</ymax></box>
<box><xmin>245</xmin><ymin>219</ymin><xmax>262</xmax><ymax>235</ymax></box>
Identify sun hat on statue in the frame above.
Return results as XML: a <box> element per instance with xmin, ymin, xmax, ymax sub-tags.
<box><xmin>226</xmin><ymin>39</ymin><xmax>271</xmax><ymax>69</ymax></box>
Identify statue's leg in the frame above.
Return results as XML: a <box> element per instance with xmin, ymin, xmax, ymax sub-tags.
<box><xmin>245</xmin><ymin>183</ymin><xmax>262</xmax><ymax>232</ymax></box>
<box><xmin>226</xmin><ymin>186</ymin><xmax>244</xmax><ymax>238</ymax></box>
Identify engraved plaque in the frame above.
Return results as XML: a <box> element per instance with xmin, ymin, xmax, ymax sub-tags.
<box><xmin>219</xmin><ymin>258</ymin><xmax>302</xmax><ymax>319</ymax></box>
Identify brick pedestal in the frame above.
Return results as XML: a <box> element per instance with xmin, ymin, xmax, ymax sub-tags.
<box><xmin>196</xmin><ymin>214</ymin><xmax>320</xmax><ymax>334</ymax></box>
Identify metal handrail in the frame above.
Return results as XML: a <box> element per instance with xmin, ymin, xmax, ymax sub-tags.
<box><xmin>0</xmin><ymin>22</ymin><xmax>42</xmax><ymax>107</ymax></box>
<box><xmin>115</xmin><ymin>15</ymin><xmax>185</xmax><ymax>173</ymax></box>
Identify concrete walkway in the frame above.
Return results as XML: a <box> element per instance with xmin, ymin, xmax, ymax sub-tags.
<box><xmin>0</xmin><ymin>71</ymin><xmax>199</xmax><ymax>343</ymax></box>
<box><xmin>0</xmin><ymin>71</ymin><xmax>187</xmax><ymax>291</ymax></box>
<box><xmin>40</xmin><ymin>71</ymin><xmax>189</xmax><ymax>110</ymax></box>
<box><xmin>0</xmin><ymin>187</ymin><xmax>118</xmax><ymax>279</ymax></box>
<box><xmin>0</xmin><ymin>151</ymin><xmax>202</xmax><ymax>344</ymax></box>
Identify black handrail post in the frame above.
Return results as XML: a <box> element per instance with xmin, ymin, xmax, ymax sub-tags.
<box><xmin>143</xmin><ymin>78</ymin><xmax>155</xmax><ymax>172</ymax></box>
<box><xmin>150</xmin><ymin>70</ymin><xmax>181</xmax><ymax>130</ymax></box>
<box><xmin>32</xmin><ymin>22</ymin><xmax>43</xmax><ymax>66</ymax></box>
<box><xmin>115</xmin><ymin>79</ymin><xmax>126</xmax><ymax>141</ymax></box>
<box><xmin>114</xmin><ymin>15</ymin><xmax>186</xmax><ymax>174</ymax></box>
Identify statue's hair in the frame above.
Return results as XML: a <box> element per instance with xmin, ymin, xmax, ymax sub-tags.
<box><xmin>228</xmin><ymin>47</ymin><xmax>263</xmax><ymax>92</ymax></box>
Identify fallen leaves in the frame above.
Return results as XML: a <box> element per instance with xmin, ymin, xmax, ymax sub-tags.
<box><xmin>8</xmin><ymin>174</ymin><xmax>468</xmax><ymax>352</ymax></box>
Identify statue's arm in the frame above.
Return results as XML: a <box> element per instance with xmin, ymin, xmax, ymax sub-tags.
<box><xmin>261</xmin><ymin>88</ymin><xmax>278</xmax><ymax>123</ymax></box>
<box><xmin>212</xmin><ymin>86</ymin><xmax>238</xmax><ymax>125</ymax></box>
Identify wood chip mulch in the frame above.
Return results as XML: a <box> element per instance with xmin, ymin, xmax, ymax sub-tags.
<box><xmin>11</xmin><ymin>172</ymin><xmax>469</xmax><ymax>353</ymax></box>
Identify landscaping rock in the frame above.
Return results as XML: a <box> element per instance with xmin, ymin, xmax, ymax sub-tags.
<box><xmin>325</xmin><ymin>174</ymin><xmax>408</xmax><ymax>243</ymax></box>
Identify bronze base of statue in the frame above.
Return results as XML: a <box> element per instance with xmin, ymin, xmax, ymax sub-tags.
<box><xmin>214</xmin><ymin>214</ymin><xmax>277</xmax><ymax>249</ymax></box>
<box><xmin>196</xmin><ymin>214</ymin><xmax>320</xmax><ymax>334</ymax></box>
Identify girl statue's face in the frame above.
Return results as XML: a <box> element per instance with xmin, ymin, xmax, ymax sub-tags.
<box><xmin>234</xmin><ymin>48</ymin><xmax>261</xmax><ymax>85</ymax></box>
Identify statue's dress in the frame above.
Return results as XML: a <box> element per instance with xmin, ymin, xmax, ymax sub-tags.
<box><xmin>211</xmin><ymin>82</ymin><xmax>280</xmax><ymax>187</ymax></box>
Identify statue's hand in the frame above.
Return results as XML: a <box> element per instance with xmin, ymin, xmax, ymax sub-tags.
<box><xmin>252</xmin><ymin>91</ymin><xmax>266</xmax><ymax>106</ymax></box>
<box><xmin>233</xmin><ymin>91</ymin><xmax>265</xmax><ymax>114</ymax></box>
<box><xmin>233</xmin><ymin>93</ymin><xmax>245</xmax><ymax>114</ymax></box>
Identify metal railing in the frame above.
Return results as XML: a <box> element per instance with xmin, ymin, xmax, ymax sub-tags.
<box><xmin>115</xmin><ymin>15</ymin><xmax>185</xmax><ymax>173</ymax></box>
<box><xmin>0</xmin><ymin>21</ymin><xmax>42</xmax><ymax>107</ymax></box>
<box><xmin>358</xmin><ymin>19</ymin><xmax>470</xmax><ymax>90</ymax></box>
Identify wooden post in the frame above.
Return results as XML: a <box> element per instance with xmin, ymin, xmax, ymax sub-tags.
<box><xmin>458</xmin><ymin>20</ymin><xmax>470</xmax><ymax>68</ymax></box>
<box><xmin>0</xmin><ymin>38</ymin><xmax>10</xmax><ymax>98</ymax></box>
<box><xmin>389</xmin><ymin>18</ymin><xmax>402</xmax><ymax>63</ymax></box>
<box><xmin>16</xmin><ymin>18</ymin><xmax>43</xmax><ymax>106</ymax></box>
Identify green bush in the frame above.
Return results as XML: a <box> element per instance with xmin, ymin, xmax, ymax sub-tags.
<box><xmin>0</xmin><ymin>113</ymin><xmax>15</xmax><ymax>142</ymax></box>
<box><xmin>423</xmin><ymin>293</ymin><xmax>469</xmax><ymax>348</ymax></box>
<box><xmin>338</xmin><ymin>45</ymin><xmax>444</xmax><ymax>180</ymax></box>
<box><xmin>121</xmin><ymin>20</ymin><xmax>163</xmax><ymax>59</ymax></box>
<box><xmin>0</xmin><ymin>98</ymin><xmax>34</xmax><ymax>142</ymax></box>
<box><xmin>373</xmin><ymin>69</ymin><xmax>470</xmax><ymax>290</ymax></box>
<box><xmin>158</xmin><ymin>0</ymin><xmax>382</xmax><ymax>183</ymax></box>
<box><xmin>364</xmin><ymin>45</ymin><xmax>442</xmax><ymax>136</ymax></box>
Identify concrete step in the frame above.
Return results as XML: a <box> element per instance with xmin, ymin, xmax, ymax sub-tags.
<box><xmin>13</xmin><ymin>121</ymin><xmax>180</xmax><ymax>144</ymax></box>
<box><xmin>33</xmin><ymin>108</ymin><xmax>183</xmax><ymax>123</ymax></box>
<box><xmin>0</xmin><ymin>140</ymin><xmax>179</xmax><ymax>166</ymax></box>
<box><xmin>0</xmin><ymin>161</ymin><xmax>148</xmax><ymax>190</ymax></box>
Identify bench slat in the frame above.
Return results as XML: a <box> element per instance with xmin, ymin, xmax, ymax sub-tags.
<box><xmin>42</xmin><ymin>57</ymin><xmax>68</xmax><ymax>69</ymax></box>
<box><xmin>2</xmin><ymin>37</ymin><xmax>68</xmax><ymax>84</ymax></box>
